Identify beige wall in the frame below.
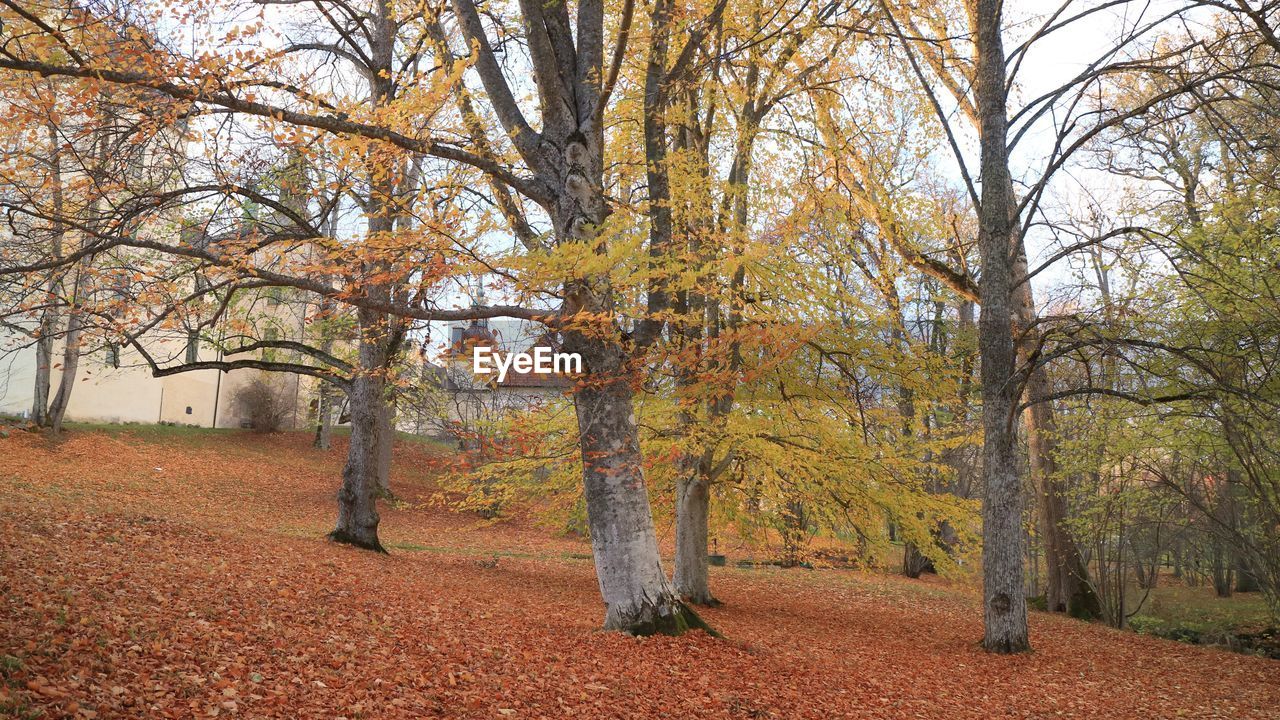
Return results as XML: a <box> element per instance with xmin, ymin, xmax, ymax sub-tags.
<box><xmin>158</xmin><ymin>369</ymin><xmax>219</xmax><ymax>426</ymax></box>
<box><xmin>213</xmin><ymin>363</ymin><xmax>310</xmax><ymax>430</ymax></box>
<box><xmin>65</xmin><ymin>360</ymin><xmax>166</xmax><ymax>425</ymax></box>
<box><xmin>0</xmin><ymin>331</ymin><xmax>316</xmax><ymax>430</ymax></box>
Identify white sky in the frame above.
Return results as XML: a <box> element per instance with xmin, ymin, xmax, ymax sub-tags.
<box><xmin>1000</xmin><ymin>0</ymin><xmax>1217</xmax><ymax>301</ymax></box>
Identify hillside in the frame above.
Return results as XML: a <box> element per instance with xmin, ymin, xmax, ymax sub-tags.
<box><xmin>1</xmin><ymin>428</ymin><xmax>1277</xmax><ymax>719</ymax></box>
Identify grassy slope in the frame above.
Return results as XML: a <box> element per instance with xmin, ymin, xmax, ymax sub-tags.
<box><xmin>1</xmin><ymin>426</ymin><xmax>1277</xmax><ymax>719</ymax></box>
<box><xmin>1133</xmin><ymin>584</ymin><xmax>1274</xmax><ymax>635</ymax></box>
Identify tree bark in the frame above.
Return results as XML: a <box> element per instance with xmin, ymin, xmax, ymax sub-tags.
<box><xmin>1234</xmin><ymin>553</ymin><xmax>1260</xmax><ymax>593</ymax></box>
<box><xmin>374</xmin><ymin>395</ymin><xmax>395</xmax><ymax>498</ymax></box>
<box><xmin>311</xmin><ymin>206</ymin><xmax>339</xmax><ymax>451</ymax></box>
<box><xmin>571</xmin><ymin>370</ymin><xmax>710</xmax><ymax>634</ymax></box>
<box><xmin>973</xmin><ymin>0</ymin><xmax>1030</xmax><ymax>653</ymax></box>
<box><xmin>313</xmin><ymin>382</ymin><xmax>334</xmax><ymax>450</ymax></box>
<box><xmin>329</xmin><ymin>308</ymin><xmax>388</xmax><ymax>553</ymax></box>
<box><xmin>33</xmin><ymin>119</ymin><xmax>64</xmax><ymax>427</ymax></box>
<box><xmin>1211</xmin><ymin>539</ymin><xmax>1232</xmax><ymax>597</ymax></box>
<box><xmin>647</xmin><ymin>5</ymin><xmax>721</xmax><ymax>606</ymax></box>
<box><xmin>1021</xmin><ymin>358</ymin><xmax>1101</xmax><ymax>618</ymax></box>
<box><xmin>46</xmin><ymin>266</ymin><xmax>88</xmax><ymax>434</ymax></box>
<box><xmin>554</xmin><ymin>123</ymin><xmax>706</xmax><ymax>632</ymax></box>
<box><xmin>33</xmin><ymin>314</ymin><xmax>55</xmax><ymax>426</ymax></box>
<box><xmin>338</xmin><ymin>0</ymin><xmax>408</xmax><ymax>506</ymax></box>
<box><xmin>674</xmin><ymin>462</ymin><xmax>717</xmax><ymax>605</ymax></box>
<box><xmin>45</xmin><ymin>86</ymin><xmax>118</xmax><ymax>434</ymax></box>
<box><xmin>46</xmin><ymin>315</ymin><xmax>82</xmax><ymax>433</ymax></box>
<box><xmin>671</xmin><ymin>103</ymin><xmax>755</xmax><ymax>606</ymax></box>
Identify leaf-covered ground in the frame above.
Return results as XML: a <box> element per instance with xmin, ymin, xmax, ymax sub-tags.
<box><xmin>1</xmin><ymin>428</ymin><xmax>1277</xmax><ymax>719</ymax></box>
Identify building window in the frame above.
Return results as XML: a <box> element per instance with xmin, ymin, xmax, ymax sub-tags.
<box><xmin>266</xmin><ymin>286</ymin><xmax>285</xmax><ymax>306</ymax></box>
<box><xmin>185</xmin><ymin>331</ymin><xmax>199</xmax><ymax>364</ymax></box>
<box><xmin>105</xmin><ymin>343</ymin><xmax>120</xmax><ymax>369</ymax></box>
<box><xmin>263</xmin><ymin>327</ymin><xmax>279</xmax><ymax>362</ymax></box>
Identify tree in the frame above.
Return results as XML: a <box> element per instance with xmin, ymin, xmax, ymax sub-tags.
<box><xmin>1055</xmin><ymin>22</ymin><xmax>1280</xmax><ymax>616</ymax></box>
<box><xmin>0</xmin><ymin>0</ymin><xmax>720</xmax><ymax>634</ymax></box>
<box><xmin>646</xmin><ymin>0</ymin><xmax>850</xmax><ymax>605</ymax></box>
<box><xmin>0</xmin><ymin>5</ymin><xmax>185</xmax><ymax>433</ymax></box>
<box><xmin>861</xmin><ymin>0</ymin><xmax>1249</xmax><ymax>645</ymax></box>
<box><xmin>965</xmin><ymin>0</ymin><xmax>1029</xmax><ymax>653</ymax></box>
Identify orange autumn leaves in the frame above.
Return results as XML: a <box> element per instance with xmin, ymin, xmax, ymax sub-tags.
<box><xmin>1</xmin><ymin>428</ymin><xmax>1279</xmax><ymax>719</ymax></box>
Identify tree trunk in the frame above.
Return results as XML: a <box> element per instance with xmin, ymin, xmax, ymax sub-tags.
<box><xmin>665</xmin><ymin>32</ymin><xmax>758</xmax><ymax>600</ymax></box>
<box><xmin>1134</xmin><ymin>561</ymin><xmax>1152</xmax><ymax>590</ymax></box>
<box><xmin>903</xmin><ymin>542</ymin><xmax>936</xmax><ymax>578</ymax></box>
<box><xmin>1006</xmin><ymin>143</ymin><xmax>1101</xmax><ymax>622</ymax></box>
<box><xmin>1022</xmin><ymin>363</ymin><xmax>1101</xmax><ymax>619</ymax></box>
<box><xmin>33</xmin><ymin>119</ymin><xmax>65</xmax><ymax>427</ymax></box>
<box><xmin>779</xmin><ymin>497</ymin><xmax>808</xmax><ymax>567</ymax></box>
<box><xmin>541</xmin><ymin>67</ymin><xmax>713</xmax><ymax>632</ymax></box>
<box><xmin>674</xmin><ymin>466</ymin><xmax>717</xmax><ymax>605</ymax></box>
<box><xmin>974</xmin><ymin>0</ymin><xmax>1029</xmax><ymax>653</ymax></box>
<box><xmin>313</xmin><ymin>383</ymin><xmax>334</xmax><ymax>450</ymax></box>
<box><xmin>1211</xmin><ymin>539</ymin><xmax>1232</xmax><ymax>597</ymax></box>
<box><xmin>346</xmin><ymin>6</ymin><xmax>409</xmax><ymax>504</ymax></box>
<box><xmin>572</xmin><ymin>372</ymin><xmax>710</xmax><ymax>634</ymax></box>
<box><xmin>46</xmin><ymin>291</ymin><xmax>85</xmax><ymax>434</ymax></box>
<box><xmin>329</xmin><ymin>309</ymin><xmax>387</xmax><ymax>553</ymax></box>
<box><xmin>1234</xmin><ymin>554</ymin><xmax>1260</xmax><ymax>593</ymax></box>
<box><xmin>312</xmin><ymin>286</ymin><xmax>338</xmax><ymax>451</ymax></box>
<box><xmin>374</xmin><ymin>395</ymin><xmax>395</xmax><ymax>498</ymax></box>
<box><xmin>647</xmin><ymin>0</ymin><xmax>716</xmax><ymax>608</ymax></box>
<box><xmin>443</xmin><ymin>0</ymin><xmax>716</xmax><ymax>635</ymax></box>
<box><xmin>32</xmin><ymin>320</ymin><xmax>54</xmax><ymax>426</ymax></box>
<box><xmin>45</xmin><ymin>102</ymin><xmax>109</xmax><ymax>435</ymax></box>
<box><xmin>1225</xmin><ymin>462</ymin><xmax>1259</xmax><ymax>593</ymax></box>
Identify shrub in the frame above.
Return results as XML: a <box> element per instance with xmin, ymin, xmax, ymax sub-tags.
<box><xmin>233</xmin><ymin>377</ymin><xmax>291</xmax><ymax>433</ymax></box>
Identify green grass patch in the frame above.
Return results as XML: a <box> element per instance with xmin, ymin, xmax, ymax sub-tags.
<box><xmin>0</xmin><ymin>698</ymin><xmax>43</xmax><ymax>720</ymax></box>
<box><xmin>63</xmin><ymin>421</ymin><xmax>246</xmax><ymax>448</ymax></box>
<box><xmin>1131</xmin><ymin>584</ymin><xmax>1273</xmax><ymax>635</ymax></box>
<box><xmin>385</xmin><ymin>541</ymin><xmax>594</xmax><ymax>564</ymax></box>
<box><xmin>62</xmin><ymin>422</ymin><xmax>453</xmax><ymax>453</ymax></box>
<box><xmin>0</xmin><ymin>654</ymin><xmax>23</xmax><ymax>678</ymax></box>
